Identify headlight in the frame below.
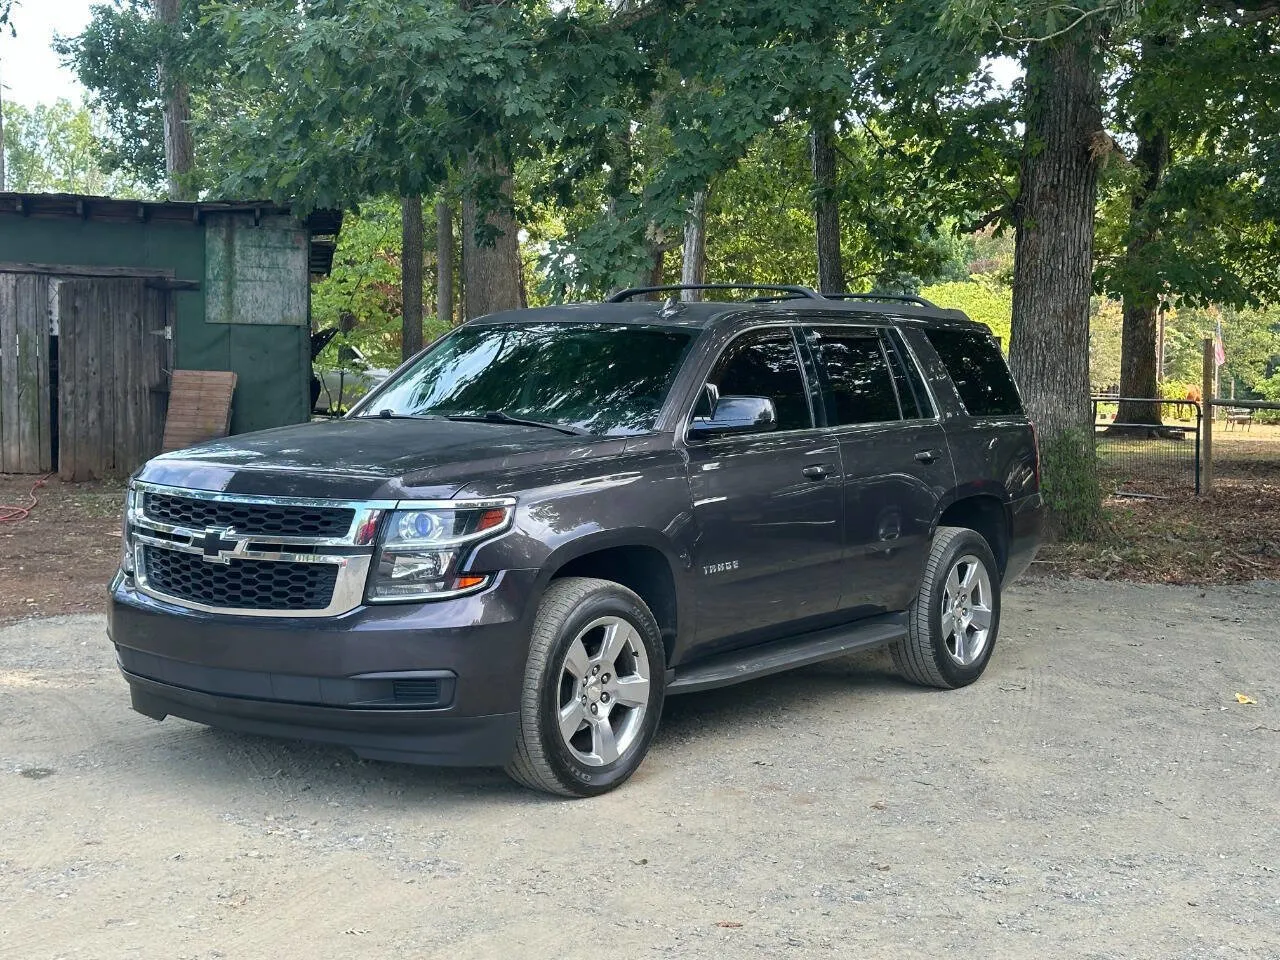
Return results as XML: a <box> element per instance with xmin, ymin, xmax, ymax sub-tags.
<box><xmin>366</xmin><ymin>499</ymin><xmax>515</xmax><ymax>602</ymax></box>
<box><xmin>120</xmin><ymin>485</ymin><xmax>138</xmax><ymax>575</ymax></box>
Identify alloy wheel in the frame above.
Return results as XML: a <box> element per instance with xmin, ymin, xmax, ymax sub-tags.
<box><xmin>555</xmin><ymin>616</ymin><xmax>651</xmax><ymax>766</ymax></box>
<box><xmin>941</xmin><ymin>554</ymin><xmax>994</xmax><ymax>667</ymax></box>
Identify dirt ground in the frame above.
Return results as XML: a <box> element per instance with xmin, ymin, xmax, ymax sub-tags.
<box><xmin>0</xmin><ymin>475</ymin><xmax>124</xmax><ymax>624</ymax></box>
<box><xmin>1039</xmin><ymin>425</ymin><xmax>1280</xmax><ymax>582</ymax></box>
<box><xmin>2</xmin><ymin>578</ymin><xmax>1278</xmax><ymax>959</ymax></box>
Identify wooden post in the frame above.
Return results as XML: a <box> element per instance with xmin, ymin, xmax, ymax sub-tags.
<box><xmin>1201</xmin><ymin>337</ymin><xmax>1214</xmax><ymax>493</ymax></box>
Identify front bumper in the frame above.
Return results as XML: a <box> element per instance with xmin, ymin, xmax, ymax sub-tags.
<box><xmin>108</xmin><ymin>569</ymin><xmax>538</xmax><ymax>767</ymax></box>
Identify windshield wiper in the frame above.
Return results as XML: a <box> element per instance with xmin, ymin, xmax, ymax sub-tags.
<box><xmin>443</xmin><ymin>411</ymin><xmax>590</xmax><ymax>437</ymax></box>
<box><xmin>355</xmin><ymin>409</ymin><xmax>441</xmax><ymax>421</ymax></box>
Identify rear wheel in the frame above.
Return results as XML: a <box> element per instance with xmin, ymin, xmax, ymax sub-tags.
<box><xmin>505</xmin><ymin>577</ymin><xmax>665</xmax><ymax>797</ymax></box>
<box><xmin>891</xmin><ymin>525</ymin><xmax>1001</xmax><ymax>689</ymax></box>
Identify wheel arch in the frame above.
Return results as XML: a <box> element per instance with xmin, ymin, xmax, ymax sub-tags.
<box><xmin>934</xmin><ymin>491</ymin><xmax>1011</xmax><ymax>577</ymax></box>
<box><xmin>533</xmin><ymin>531</ymin><xmax>688</xmax><ymax>665</ymax></box>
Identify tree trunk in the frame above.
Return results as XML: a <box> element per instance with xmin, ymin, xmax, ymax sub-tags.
<box><xmin>648</xmin><ymin>246</ymin><xmax>665</xmax><ymax>288</ymax></box>
<box><xmin>154</xmin><ymin>0</ymin><xmax>195</xmax><ymax>200</ymax></box>
<box><xmin>462</xmin><ymin>160</ymin><xmax>522</xmax><ymax>320</ymax></box>
<box><xmin>436</xmin><ymin>199</ymin><xmax>454</xmax><ymax>327</ymax></box>
<box><xmin>810</xmin><ymin>116</ymin><xmax>845</xmax><ymax>294</ymax></box>
<box><xmin>1115</xmin><ymin>122</ymin><xmax>1171</xmax><ymax>427</ymax></box>
<box><xmin>1010</xmin><ymin>32</ymin><xmax>1103</xmax><ymax>540</ymax></box>
<box><xmin>401</xmin><ymin>195</ymin><xmax>425</xmax><ymax>360</ymax></box>
<box><xmin>680</xmin><ymin>189</ymin><xmax>708</xmax><ymax>301</ymax></box>
<box><xmin>0</xmin><ymin>59</ymin><xmax>7</xmax><ymax>191</ymax></box>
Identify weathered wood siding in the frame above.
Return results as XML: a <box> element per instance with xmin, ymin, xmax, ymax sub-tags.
<box><xmin>0</xmin><ymin>212</ymin><xmax>312</xmax><ymax>438</ymax></box>
<box><xmin>0</xmin><ymin>272</ymin><xmax>53</xmax><ymax>473</ymax></box>
<box><xmin>57</xmin><ymin>279</ymin><xmax>170</xmax><ymax>481</ymax></box>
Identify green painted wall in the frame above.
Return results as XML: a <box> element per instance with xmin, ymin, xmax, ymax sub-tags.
<box><xmin>0</xmin><ymin>214</ymin><xmax>309</xmax><ymax>435</ymax></box>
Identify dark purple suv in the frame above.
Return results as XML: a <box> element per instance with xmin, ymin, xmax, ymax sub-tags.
<box><xmin>109</xmin><ymin>286</ymin><xmax>1044</xmax><ymax>796</ymax></box>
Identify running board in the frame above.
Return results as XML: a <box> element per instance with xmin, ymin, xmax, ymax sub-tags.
<box><xmin>666</xmin><ymin>613</ymin><xmax>907</xmax><ymax>696</ymax></box>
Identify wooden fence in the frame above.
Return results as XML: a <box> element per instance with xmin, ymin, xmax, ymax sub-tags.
<box><xmin>0</xmin><ymin>273</ymin><xmax>53</xmax><ymax>473</ymax></box>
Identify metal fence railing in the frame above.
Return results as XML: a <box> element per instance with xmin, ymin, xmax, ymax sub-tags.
<box><xmin>1092</xmin><ymin>396</ymin><xmax>1201</xmax><ymax>497</ymax></box>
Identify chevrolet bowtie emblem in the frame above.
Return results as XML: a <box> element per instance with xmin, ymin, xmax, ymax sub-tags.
<box><xmin>197</xmin><ymin>526</ymin><xmax>244</xmax><ymax>564</ymax></box>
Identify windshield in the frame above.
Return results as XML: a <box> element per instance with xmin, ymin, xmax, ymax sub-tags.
<box><xmin>361</xmin><ymin>323</ymin><xmax>698</xmax><ymax>436</ymax></box>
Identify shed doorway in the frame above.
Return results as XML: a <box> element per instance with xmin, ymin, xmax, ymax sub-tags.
<box><xmin>0</xmin><ymin>268</ymin><xmax>173</xmax><ymax>480</ymax></box>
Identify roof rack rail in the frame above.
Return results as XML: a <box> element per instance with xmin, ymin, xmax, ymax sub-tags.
<box><xmin>607</xmin><ymin>283</ymin><xmax>822</xmax><ymax>303</ymax></box>
<box><xmin>825</xmin><ymin>292</ymin><xmax>939</xmax><ymax>309</ymax></box>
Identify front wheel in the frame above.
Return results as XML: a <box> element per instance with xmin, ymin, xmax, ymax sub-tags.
<box><xmin>505</xmin><ymin>577</ymin><xmax>665</xmax><ymax>797</ymax></box>
<box><xmin>891</xmin><ymin>525</ymin><xmax>1002</xmax><ymax>689</ymax></box>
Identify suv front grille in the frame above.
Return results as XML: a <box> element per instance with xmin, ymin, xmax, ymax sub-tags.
<box><xmin>143</xmin><ymin>492</ymin><xmax>354</xmax><ymax>539</ymax></box>
<box><xmin>142</xmin><ymin>546</ymin><xmax>340</xmax><ymax>612</ymax></box>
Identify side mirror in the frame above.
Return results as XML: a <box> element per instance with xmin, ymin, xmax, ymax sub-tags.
<box><xmin>689</xmin><ymin>395</ymin><xmax>777</xmax><ymax>438</ymax></box>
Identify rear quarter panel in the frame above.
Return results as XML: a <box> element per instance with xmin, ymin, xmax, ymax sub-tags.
<box><xmin>902</xmin><ymin>325</ymin><xmax>1044</xmax><ymax>580</ymax></box>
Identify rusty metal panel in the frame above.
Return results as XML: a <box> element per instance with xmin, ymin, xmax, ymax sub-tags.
<box><xmin>0</xmin><ymin>272</ymin><xmax>53</xmax><ymax>473</ymax></box>
<box><xmin>204</xmin><ymin>213</ymin><xmax>309</xmax><ymax>326</ymax></box>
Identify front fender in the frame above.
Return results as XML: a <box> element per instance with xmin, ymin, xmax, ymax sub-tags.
<box><xmin>457</xmin><ymin>446</ymin><xmax>698</xmax><ymax>639</ymax></box>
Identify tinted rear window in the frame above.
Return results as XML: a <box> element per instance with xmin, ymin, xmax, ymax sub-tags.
<box><xmin>883</xmin><ymin>330</ymin><xmax>931</xmax><ymax>419</ymax></box>
<box><xmin>807</xmin><ymin>328</ymin><xmax>901</xmax><ymax>425</ymax></box>
<box><xmin>925</xmin><ymin>328</ymin><xmax>1023</xmax><ymax>417</ymax></box>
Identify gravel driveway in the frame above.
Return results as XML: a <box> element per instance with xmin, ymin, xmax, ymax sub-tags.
<box><xmin>2</xmin><ymin>578</ymin><xmax>1278</xmax><ymax>959</ymax></box>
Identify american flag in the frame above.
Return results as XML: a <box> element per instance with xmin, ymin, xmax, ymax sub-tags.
<box><xmin>1214</xmin><ymin>318</ymin><xmax>1226</xmax><ymax>367</ymax></box>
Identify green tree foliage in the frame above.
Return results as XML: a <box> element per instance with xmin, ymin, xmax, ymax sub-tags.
<box><xmin>1096</xmin><ymin>16</ymin><xmax>1280</xmax><ymax>312</ymax></box>
<box><xmin>54</xmin><ymin>1</ymin><xmax>169</xmax><ymax>194</ymax></box>
<box><xmin>920</xmin><ymin>278</ymin><xmax>1012</xmax><ymax>345</ymax></box>
<box><xmin>1158</xmin><ymin>305</ymin><xmax>1280</xmax><ymax>395</ymax></box>
<box><xmin>1089</xmin><ymin>297</ymin><xmax>1124</xmax><ymax>392</ymax></box>
<box><xmin>1</xmin><ymin>99</ymin><xmax>144</xmax><ymax>196</ymax></box>
<box><xmin>310</xmin><ymin>197</ymin><xmax>451</xmax><ymax>371</ymax></box>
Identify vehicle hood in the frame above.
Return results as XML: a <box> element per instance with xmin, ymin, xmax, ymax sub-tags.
<box><xmin>135</xmin><ymin>417</ymin><xmax>626</xmax><ymax>501</ymax></box>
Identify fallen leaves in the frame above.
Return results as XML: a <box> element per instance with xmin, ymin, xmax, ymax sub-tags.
<box><xmin>1035</xmin><ymin>466</ymin><xmax>1280</xmax><ymax>584</ymax></box>
<box><xmin>1235</xmin><ymin>693</ymin><xmax>1258</xmax><ymax>705</ymax></box>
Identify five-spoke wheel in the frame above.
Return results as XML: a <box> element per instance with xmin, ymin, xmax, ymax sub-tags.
<box><xmin>940</xmin><ymin>554</ymin><xmax>994</xmax><ymax>667</ymax></box>
<box><xmin>506</xmin><ymin>578</ymin><xmax>664</xmax><ymax>797</ymax></box>
<box><xmin>892</xmin><ymin>525</ymin><xmax>1002</xmax><ymax>688</ymax></box>
<box><xmin>555</xmin><ymin>616</ymin><xmax>652</xmax><ymax>766</ymax></box>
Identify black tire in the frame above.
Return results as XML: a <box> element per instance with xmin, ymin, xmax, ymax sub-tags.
<box><xmin>891</xmin><ymin>525</ymin><xmax>1002</xmax><ymax>689</ymax></box>
<box><xmin>505</xmin><ymin>577</ymin><xmax>665</xmax><ymax>797</ymax></box>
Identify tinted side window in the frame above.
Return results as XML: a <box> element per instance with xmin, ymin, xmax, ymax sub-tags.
<box><xmin>808</xmin><ymin>328</ymin><xmax>901</xmax><ymax>426</ymax></box>
<box><xmin>884</xmin><ymin>330</ymin><xmax>932</xmax><ymax>419</ymax></box>
<box><xmin>709</xmin><ymin>329</ymin><xmax>812</xmax><ymax>431</ymax></box>
<box><xmin>925</xmin><ymin>328</ymin><xmax>1023</xmax><ymax>417</ymax></box>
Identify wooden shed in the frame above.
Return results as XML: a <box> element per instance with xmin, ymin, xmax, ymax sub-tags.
<box><xmin>0</xmin><ymin>193</ymin><xmax>340</xmax><ymax>480</ymax></box>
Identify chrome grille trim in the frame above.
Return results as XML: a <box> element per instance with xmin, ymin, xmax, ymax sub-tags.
<box><xmin>125</xmin><ymin>483</ymin><xmax>515</xmax><ymax>619</ymax></box>
<box><xmin>133</xmin><ymin>547</ymin><xmax>372</xmax><ymax>619</ymax></box>
<box><xmin>130</xmin><ymin>482</ymin><xmax>381</xmax><ymax>618</ymax></box>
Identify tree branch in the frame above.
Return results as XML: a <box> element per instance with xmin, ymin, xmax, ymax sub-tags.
<box><xmin>1202</xmin><ymin>0</ymin><xmax>1280</xmax><ymax>23</ymax></box>
<box><xmin>990</xmin><ymin>1</ymin><xmax>1125</xmax><ymax>44</ymax></box>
